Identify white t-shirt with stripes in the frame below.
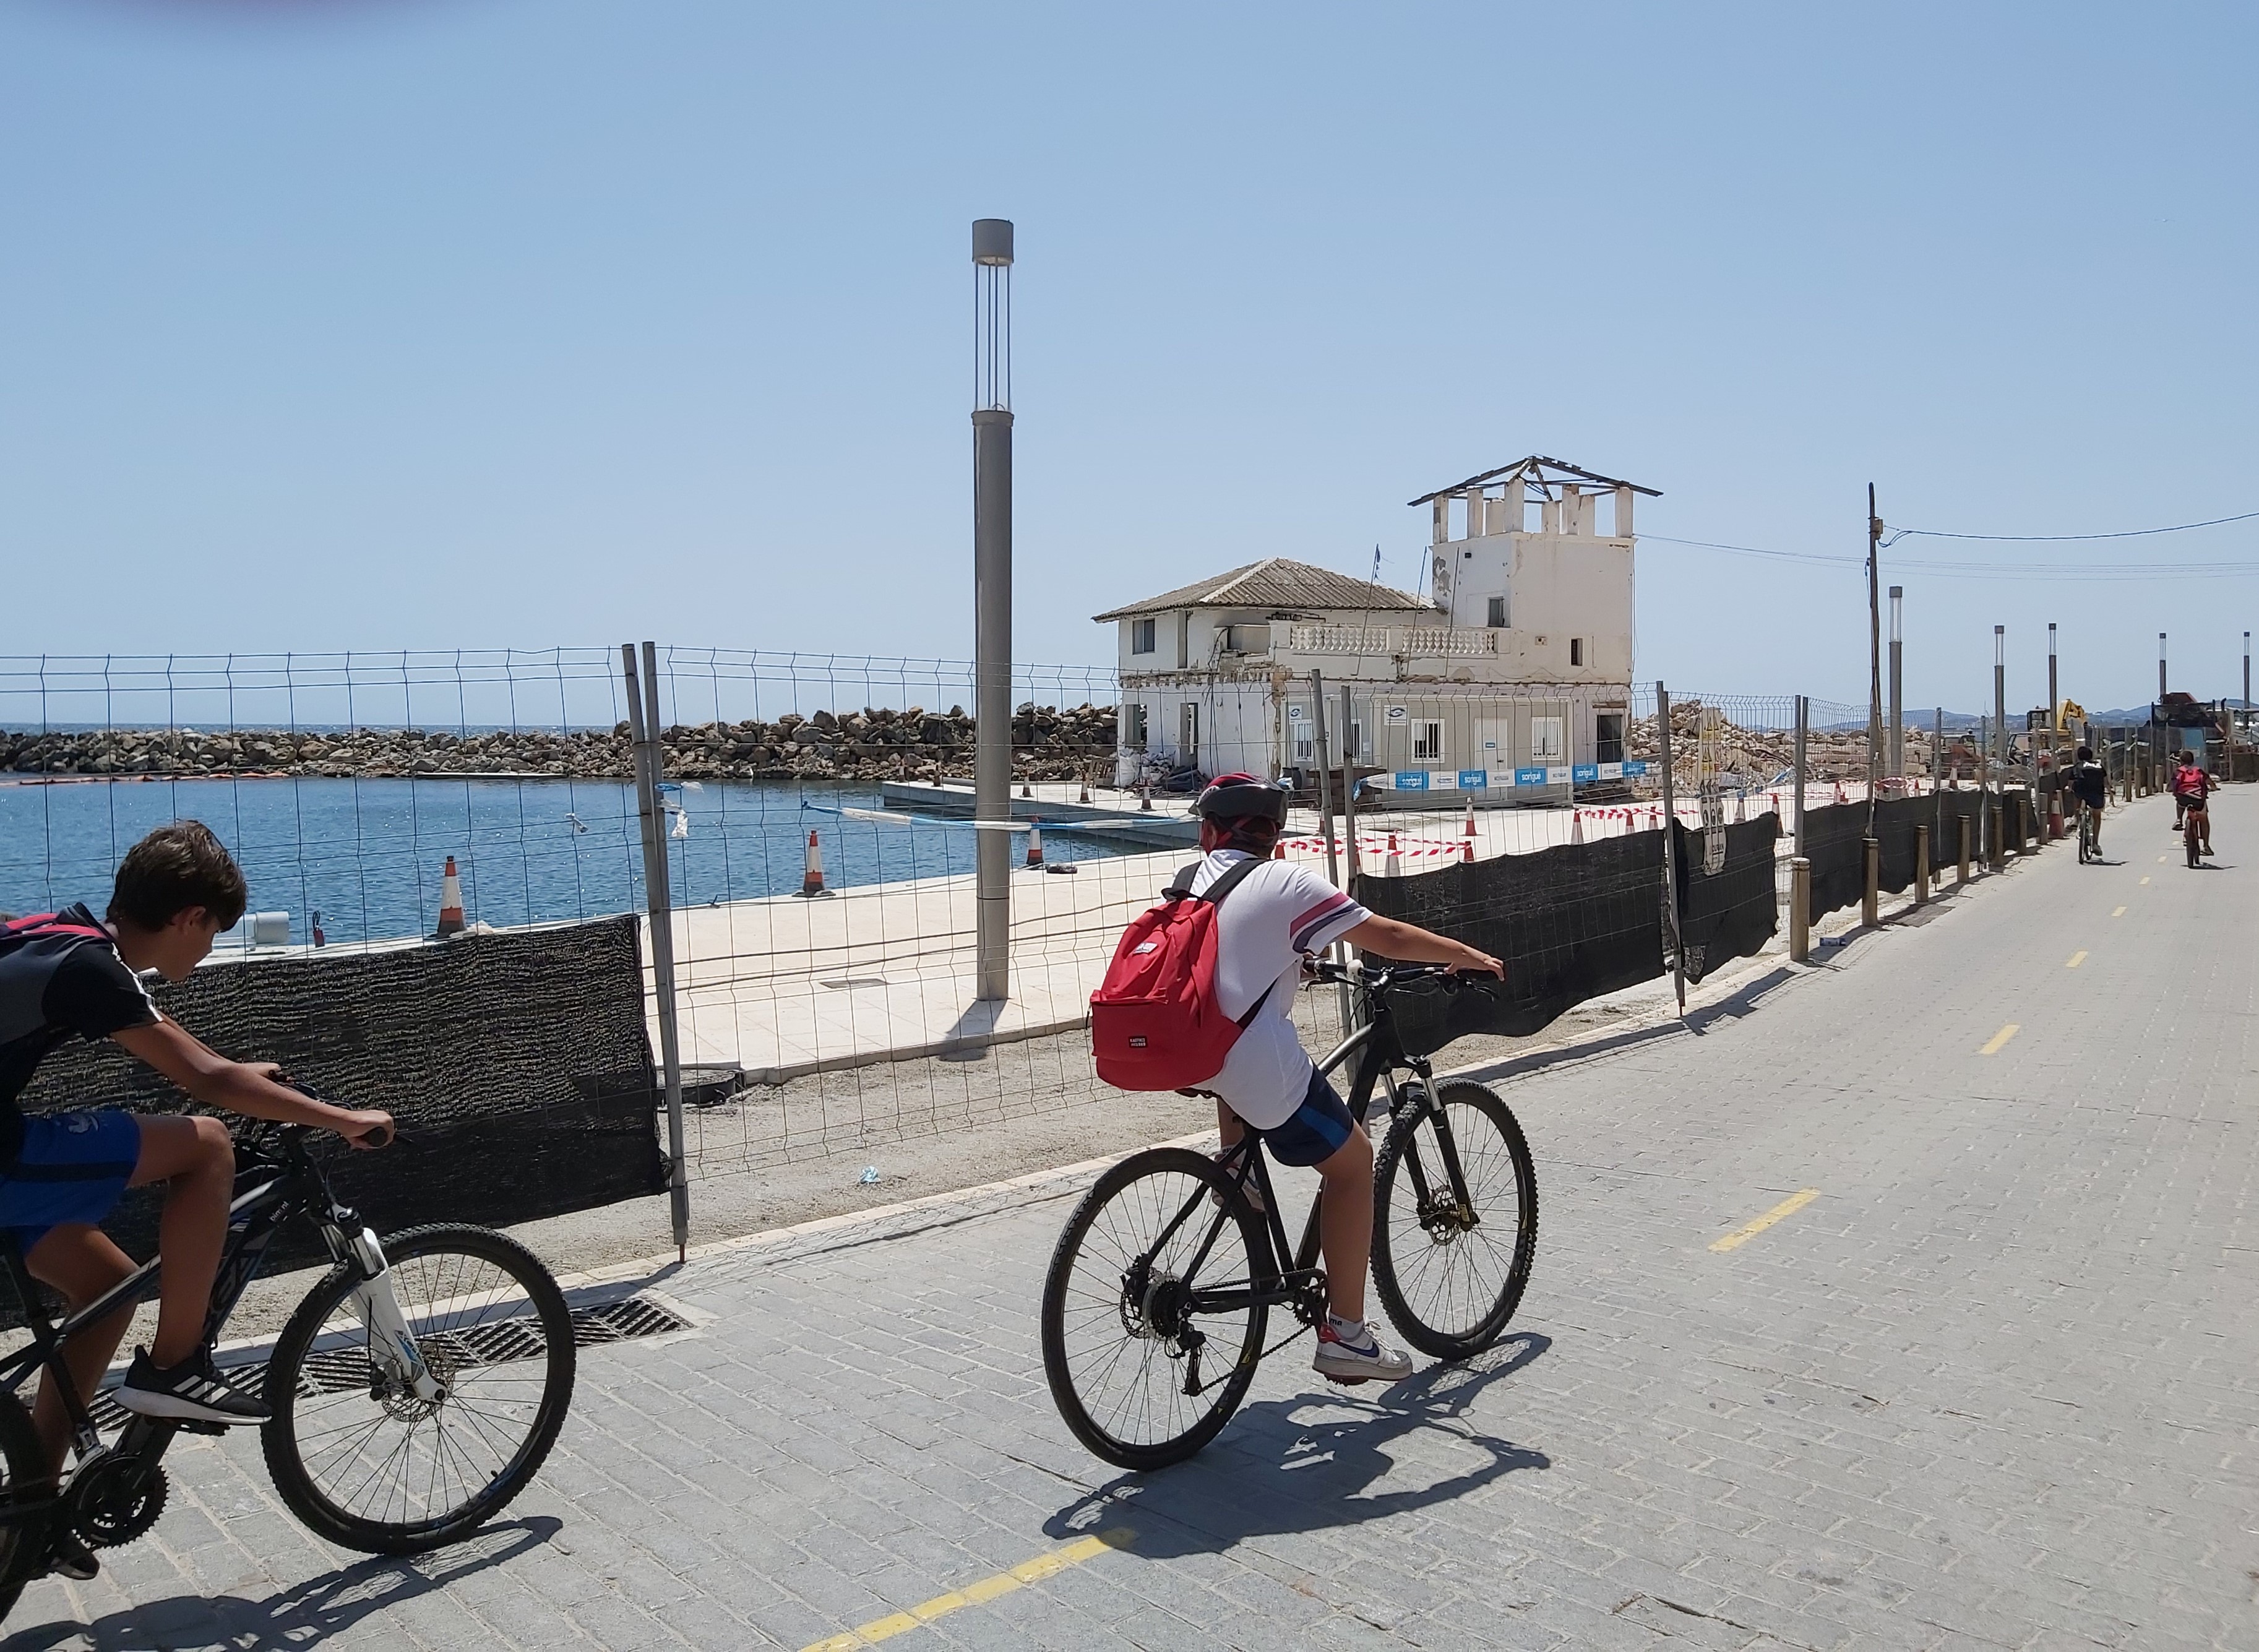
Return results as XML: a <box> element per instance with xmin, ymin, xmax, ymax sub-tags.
<box><xmin>1185</xmin><ymin>850</ymin><xmax>1370</xmax><ymax>1130</ymax></box>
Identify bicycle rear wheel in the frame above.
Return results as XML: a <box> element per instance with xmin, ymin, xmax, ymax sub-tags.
<box><xmin>1372</xmin><ymin>1080</ymin><xmax>1538</xmax><ymax>1361</ymax></box>
<box><xmin>261</xmin><ymin>1224</ymin><xmax>575</xmax><ymax>1553</ymax></box>
<box><xmin>1041</xmin><ymin>1148</ymin><xmax>1274</xmax><ymax>1471</ymax></box>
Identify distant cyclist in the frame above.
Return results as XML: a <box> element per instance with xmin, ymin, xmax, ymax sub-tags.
<box><xmin>1179</xmin><ymin>774</ymin><xmax>1502</xmax><ymax>1385</ymax></box>
<box><xmin>2068</xmin><ymin>746</ymin><xmax>2108</xmax><ymax>856</ymax></box>
<box><xmin>2171</xmin><ymin>751</ymin><xmax>2214</xmax><ymax>856</ymax></box>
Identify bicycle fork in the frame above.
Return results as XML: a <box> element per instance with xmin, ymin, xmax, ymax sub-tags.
<box><xmin>343</xmin><ymin>1229</ymin><xmax>447</xmax><ymax>1404</ymax></box>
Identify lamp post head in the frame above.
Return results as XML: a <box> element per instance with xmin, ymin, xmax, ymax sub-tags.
<box><xmin>972</xmin><ymin>219</ymin><xmax>1014</xmax><ymax>267</ymax></box>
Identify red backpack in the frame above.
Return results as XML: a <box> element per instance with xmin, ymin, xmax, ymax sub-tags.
<box><xmin>1090</xmin><ymin>858</ymin><xmax>1275</xmax><ymax>1091</ymax></box>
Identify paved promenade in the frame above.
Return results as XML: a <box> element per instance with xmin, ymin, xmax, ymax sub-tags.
<box><xmin>9</xmin><ymin>788</ymin><xmax>2253</xmax><ymax>1649</ymax></box>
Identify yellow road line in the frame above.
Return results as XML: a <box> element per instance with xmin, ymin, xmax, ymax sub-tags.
<box><xmin>2065</xmin><ymin>950</ymin><xmax>2088</xmax><ymax>968</ymax></box>
<box><xmin>1710</xmin><ymin>1189</ymin><xmax>1820</xmax><ymax>1253</ymax></box>
<box><xmin>2140</xmin><ymin>875</ymin><xmax>2151</xmax><ymax>886</ymax></box>
<box><xmin>2159</xmin><ymin>854</ymin><xmax>2169</xmax><ymax>863</ymax></box>
<box><xmin>2111</xmin><ymin>905</ymin><xmax>2127</xmax><ymax>918</ymax></box>
<box><xmin>802</xmin><ymin>1529</ymin><xmax>1135</xmax><ymax>1650</ymax></box>
<box><xmin>1979</xmin><ymin>1023</ymin><xmax>2020</xmax><ymax>1056</ymax></box>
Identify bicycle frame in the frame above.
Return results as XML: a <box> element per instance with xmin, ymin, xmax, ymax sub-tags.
<box><xmin>0</xmin><ymin>1128</ymin><xmax>434</xmax><ymax>1531</ymax></box>
<box><xmin>1143</xmin><ymin>973</ymin><xmax>1484</xmax><ymax>1380</ymax></box>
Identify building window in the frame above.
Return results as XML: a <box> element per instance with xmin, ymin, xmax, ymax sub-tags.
<box><xmin>1413</xmin><ymin>720</ymin><xmax>1444</xmax><ymax>762</ymax></box>
<box><xmin>1569</xmin><ymin>637</ymin><xmax>1583</xmax><ymax>667</ymax></box>
<box><xmin>1290</xmin><ymin>708</ymin><xmax>1314</xmax><ymax>765</ymax></box>
<box><xmin>1130</xmin><ymin>617</ymin><xmax>1156</xmax><ymax>655</ymax></box>
<box><xmin>1486</xmin><ymin>596</ymin><xmax>1507</xmax><ymax>629</ymax></box>
<box><xmin>1596</xmin><ymin>713</ymin><xmax>1624</xmax><ymax>764</ymax></box>
<box><xmin>1223</xmin><ymin>622</ymin><xmax>1270</xmax><ymax>655</ymax></box>
<box><xmin>1122</xmin><ymin>703</ymin><xmax>1148</xmax><ymax>749</ymax></box>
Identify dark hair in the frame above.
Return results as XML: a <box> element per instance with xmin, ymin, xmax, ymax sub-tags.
<box><xmin>2076</xmin><ymin>745</ymin><xmax>2093</xmax><ymax>761</ymax></box>
<box><xmin>109</xmin><ymin>821</ymin><xmax>247</xmax><ymax>931</ymax></box>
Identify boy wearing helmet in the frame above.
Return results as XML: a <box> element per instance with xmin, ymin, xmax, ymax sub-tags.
<box><xmin>1187</xmin><ymin>774</ymin><xmax>1503</xmax><ymax>1384</ymax></box>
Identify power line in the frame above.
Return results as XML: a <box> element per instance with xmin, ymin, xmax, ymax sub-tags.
<box><xmin>1890</xmin><ymin>509</ymin><xmax>2259</xmax><ymax>543</ymax></box>
<box><xmin>1643</xmin><ymin>533</ymin><xmax>2259</xmax><ymax>581</ymax></box>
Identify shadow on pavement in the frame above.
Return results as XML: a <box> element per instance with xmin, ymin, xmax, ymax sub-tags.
<box><xmin>1042</xmin><ymin>1333</ymin><xmax>1551</xmax><ymax>1559</ymax></box>
<box><xmin>4</xmin><ymin>1515</ymin><xmax>559</xmax><ymax>1651</ymax></box>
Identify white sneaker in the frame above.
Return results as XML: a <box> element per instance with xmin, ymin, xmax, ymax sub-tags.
<box><xmin>1312</xmin><ymin>1317</ymin><xmax>1412</xmax><ymax>1385</ymax></box>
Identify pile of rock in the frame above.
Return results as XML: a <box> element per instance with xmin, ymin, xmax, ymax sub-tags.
<box><xmin>1</xmin><ymin>703</ymin><xmax>1119</xmax><ymax>784</ymax></box>
<box><xmin>1626</xmin><ymin>705</ymin><xmax>1939</xmax><ymax>789</ymax></box>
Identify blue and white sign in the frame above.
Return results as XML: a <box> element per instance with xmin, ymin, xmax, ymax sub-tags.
<box><xmin>1572</xmin><ymin>764</ymin><xmax>1599</xmax><ymax>785</ymax></box>
<box><xmin>1598</xmin><ymin>760</ymin><xmax>1624</xmax><ymax>780</ymax></box>
<box><xmin>1458</xmin><ymin>768</ymin><xmax>1490</xmax><ymax>791</ymax></box>
<box><xmin>1546</xmin><ymin>765</ymin><xmax>1573</xmax><ymax>787</ymax></box>
<box><xmin>1622</xmin><ymin>759</ymin><xmax>1650</xmax><ymax>777</ymax></box>
<box><xmin>1513</xmin><ymin>767</ymin><xmax>1547</xmax><ymax>788</ymax></box>
<box><xmin>1393</xmin><ymin>770</ymin><xmax>1430</xmax><ymax>791</ymax></box>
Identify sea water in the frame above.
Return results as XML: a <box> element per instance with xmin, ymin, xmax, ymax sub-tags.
<box><xmin>0</xmin><ymin>775</ymin><xmax>1130</xmax><ymax>947</ymax></box>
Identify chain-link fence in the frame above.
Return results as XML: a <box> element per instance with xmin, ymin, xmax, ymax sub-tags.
<box><xmin>3</xmin><ymin>649</ymin><xmax>2123</xmax><ymax>1234</ymax></box>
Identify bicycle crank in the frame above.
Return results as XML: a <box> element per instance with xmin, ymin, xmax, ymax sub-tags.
<box><xmin>68</xmin><ymin>1455</ymin><xmax>169</xmax><ymax>1549</ymax></box>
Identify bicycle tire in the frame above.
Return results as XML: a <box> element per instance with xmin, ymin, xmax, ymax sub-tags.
<box><xmin>0</xmin><ymin>1392</ymin><xmax>48</xmax><ymax>1621</ymax></box>
<box><xmin>1372</xmin><ymin>1080</ymin><xmax>1538</xmax><ymax>1361</ymax></box>
<box><xmin>261</xmin><ymin>1224</ymin><xmax>575</xmax><ymax>1554</ymax></box>
<box><xmin>1041</xmin><ymin>1148</ymin><xmax>1275</xmax><ymax>1471</ymax></box>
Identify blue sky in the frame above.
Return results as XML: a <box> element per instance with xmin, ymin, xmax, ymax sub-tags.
<box><xmin>4</xmin><ymin>1</ymin><xmax>2254</xmax><ymax>715</ymax></box>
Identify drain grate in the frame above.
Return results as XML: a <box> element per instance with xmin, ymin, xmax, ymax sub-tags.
<box><xmin>84</xmin><ymin>1292</ymin><xmax>691</xmax><ymax>1430</ymax></box>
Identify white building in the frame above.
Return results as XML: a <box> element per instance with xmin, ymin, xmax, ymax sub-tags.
<box><xmin>1097</xmin><ymin>457</ymin><xmax>1658</xmax><ymax>802</ymax></box>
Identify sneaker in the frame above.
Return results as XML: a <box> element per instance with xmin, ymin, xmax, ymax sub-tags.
<box><xmin>114</xmin><ymin>1348</ymin><xmax>270</xmax><ymax>1426</ymax></box>
<box><xmin>40</xmin><ymin>1528</ymin><xmax>98</xmax><ymax>1582</ymax></box>
<box><xmin>2204</xmin><ymin>845</ymin><xmax>2216</xmax><ymax>856</ymax></box>
<box><xmin>1312</xmin><ymin>1317</ymin><xmax>1413</xmax><ymax>1386</ymax></box>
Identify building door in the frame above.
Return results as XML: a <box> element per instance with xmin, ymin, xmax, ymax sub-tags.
<box><xmin>1181</xmin><ymin>701</ymin><xmax>1200</xmax><ymax>768</ymax></box>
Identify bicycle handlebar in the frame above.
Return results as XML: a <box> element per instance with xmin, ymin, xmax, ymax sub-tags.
<box><xmin>1310</xmin><ymin>959</ymin><xmax>1502</xmax><ymax>996</ymax></box>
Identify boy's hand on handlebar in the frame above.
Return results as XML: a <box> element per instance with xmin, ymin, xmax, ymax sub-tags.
<box><xmin>1448</xmin><ymin>945</ymin><xmax>1505</xmax><ymax>978</ymax></box>
<box><xmin>338</xmin><ymin>1110</ymin><xmax>395</xmax><ymax>1150</ymax></box>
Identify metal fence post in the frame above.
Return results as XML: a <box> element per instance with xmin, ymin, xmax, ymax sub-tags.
<box><xmin>1309</xmin><ymin>670</ymin><xmax>1353</xmax><ymax>1036</ymax></box>
<box><xmin>973</xmin><ymin>220</ymin><xmax>1014</xmax><ymax>1003</ymax></box>
<box><xmin>1958</xmin><ymin>812</ymin><xmax>1971</xmax><ymax>886</ymax></box>
<box><xmin>1793</xmin><ymin>694</ymin><xmax>1808</xmax><ymax>850</ymax></box>
<box><xmin>1656</xmin><ymin>682</ymin><xmax>1687</xmax><ymax>1013</ymax></box>
<box><xmin>1862</xmin><ymin>837</ymin><xmax>1880</xmax><ymax>927</ymax></box>
<box><xmin>1914</xmin><ymin>823</ymin><xmax>1930</xmax><ymax>906</ymax></box>
<box><xmin>622</xmin><ymin>642</ymin><xmax>690</xmax><ymax>1262</ymax></box>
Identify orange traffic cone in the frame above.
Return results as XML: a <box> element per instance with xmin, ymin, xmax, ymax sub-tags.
<box><xmin>1570</xmin><ymin>810</ymin><xmax>1585</xmax><ymax>846</ymax></box>
<box><xmin>1833</xmin><ymin>781</ymin><xmax>1846</xmax><ymax>805</ymax></box>
<box><xmin>1273</xmin><ymin>840</ymin><xmax>1286</xmax><ymax>859</ymax></box>
<box><xmin>1025</xmin><ymin>819</ymin><xmax>1045</xmax><ymax>867</ymax></box>
<box><xmin>1463</xmin><ymin>797</ymin><xmax>1477</xmax><ymax>837</ymax></box>
<box><xmin>435</xmin><ymin>857</ymin><xmax>465</xmax><ymax>936</ymax></box>
<box><xmin>795</xmin><ymin>830</ymin><xmax>835</xmax><ymax>898</ymax></box>
<box><xmin>1383</xmin><ymin>833</ymin><xmax>1401</xmax><ymax>876</ymax></box>
<box><xmin>1461</xmin><ymin>838</ymin><xmax>1474</xmax><ymax>863</ymax></box>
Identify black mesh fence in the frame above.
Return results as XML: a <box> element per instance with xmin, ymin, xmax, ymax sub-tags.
<box><xmin>1799</xmin><ymin>800</ymin><xmax>1872</xmax><ymax>921</ymax></box>
<box><xmin>1353</xmin><ymin>831</ymin><xmax>1668</xmax><ymax>1052</ymax></box>
<box><xmin>1671</xmin><ymin>815</ymin><xmax>1781</xmax><ymax>982</ymax></box>
<box><xmin>16</xmin><ymin>915</ymin><xmax>661</xmax><ymax>1275</ymax></box>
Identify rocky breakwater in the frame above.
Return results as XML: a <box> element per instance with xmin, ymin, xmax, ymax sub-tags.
<box><xmin>2</xmin><ymin>703</ymin><xmax>1118</xmax><ymax>783</ymax></box>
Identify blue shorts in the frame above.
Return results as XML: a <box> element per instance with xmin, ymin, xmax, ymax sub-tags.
<box><xmin>1257</xmin><ymin>1067</ymin><xmax>1358</xmax><ymax>1168</ymax></box>
<box><xmin>0</xmin><ymin>1111</ymin><xmax>142</xmax><ymax>1258</ymax></box>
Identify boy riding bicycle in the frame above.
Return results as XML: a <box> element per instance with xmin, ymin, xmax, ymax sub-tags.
<box><xmin>1181</xmin><ymin>775</ymin><xmax>1502</xmax><ymax>1385</ymax></box>
<box><xmin>0</xmin><ymin>822</ymin><xmax>390</xmax><ymax>1580</ymax></box>
<box><xmin>2068</xmin><ymin>745</ymin><xmax>2108</xmax><ymax>854</ymax></box>
<box><xmin>2171</xmin><ymin>751</ymin><xmax>2214</xmax><ymax>855</ymax></box>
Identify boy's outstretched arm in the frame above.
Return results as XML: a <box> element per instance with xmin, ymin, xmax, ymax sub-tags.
<box><xmin>1340</xmin><ymin>914</ymin><xmax>1504</xmax><ymax>977</ymax></box>
<box><xmin>109</xmin><ymin>1020</ymin><xmax>393</xmax><ymax>1147</ymax></box>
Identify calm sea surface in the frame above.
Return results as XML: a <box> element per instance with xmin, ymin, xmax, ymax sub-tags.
<box><xmin>0</xmin><ymin>776</ymin><xmax>1131</xmax><ymax>947</ymax></box>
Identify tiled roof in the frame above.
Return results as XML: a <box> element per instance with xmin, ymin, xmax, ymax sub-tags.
<box><xmin>1092</xmin><ymin>558</ymin><xmax>1434</xmax><ymax>622</ymax></box>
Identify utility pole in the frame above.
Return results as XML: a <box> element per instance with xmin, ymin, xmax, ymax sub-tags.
<box><xmin>1866</xmin><ymin>484</ymin><xmax>1882</xmax><ymax>834</ymax></box>
<box><xmin>2047</xmin><ymin>622</ymin><xmax>2058</xmax><ymax>736</ymax></box>
<box><xmin>1994</xmin><ymin>626</ymin><xmax>2007</xmax><ymax>786</ymax></box>
<box><xmin>1887</xmin><ymin>585</ymin><xmax>1903</xmax><ymax>780</ymax></box>
<box><xmin>2159</xmin><ymin>632</ymin><xmax>2168</xmax><ymax>702</ymax></box>
<box><xmin>971</xmin><ymin>218</ymin><xmax>1014</xmax><ymax>1001</ymax></box>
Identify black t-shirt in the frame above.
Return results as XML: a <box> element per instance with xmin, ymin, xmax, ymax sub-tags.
<box><xmin>2068</xmin><ymin>761</ymin><xmax>2108</xmax><ymax>807</ymax></box>
<box><xmin>0</xmin><ymin>904</ymin><xmax>161</xmax><ymax>1168</ymax></box>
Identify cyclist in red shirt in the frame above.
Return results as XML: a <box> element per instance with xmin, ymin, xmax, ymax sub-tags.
<box><xmin>2170</xmin><ymin>751</ymin><xmax>2214</xmax><ymax>856</ymax></box>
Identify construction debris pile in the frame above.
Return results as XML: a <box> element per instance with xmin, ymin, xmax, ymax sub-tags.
<box><xmin>1626</xmin><ymin>705</ymin><xmax>1940</xmax><ymax>790</ymax></box>
<box><xmin>0</xmin><ymin>703</ymin><xmax>1118</xmax><ymax>784</ymax></box>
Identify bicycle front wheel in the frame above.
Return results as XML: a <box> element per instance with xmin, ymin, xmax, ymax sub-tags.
<box><xmin>1372</xmin><ymin>1080</ymin><xmax>1538</xmax><ymax>1360</ymax></box>
<box><xmin>1041</xmin><ymin>1148</ymin><xmax>1275</xmax><ymax>1471</ymax></box>
<box><xmin>261</xmin><ymin>1224</ymin><xmax>575</xmax><ymax>1553</ymax></box>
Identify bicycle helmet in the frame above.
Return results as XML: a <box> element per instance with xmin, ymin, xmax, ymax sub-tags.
<box><xmin>1194</xmin><ymin>772</ymin><xmax>1291</xmax><ymax>826</ymax></box>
